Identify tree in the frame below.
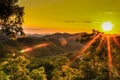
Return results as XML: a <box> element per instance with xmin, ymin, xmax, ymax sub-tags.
<box><xmin>29</xmin><ymin>67</ymin><xmax>47</xmax><ymax>80</ymax></box>
<box><xmin>0</xmin><ymin>71</ymin><xmax>9</xmax><ymax>80</ymax></box>
<box><xmin>1</xmin><ymin>56</ymin><xmax>30</xmax><ymax>80</ymax></box>
<box><xmin>0</xmin><ymin>0</ymin><xmax>25</xmax><ymax>39</ymax></box>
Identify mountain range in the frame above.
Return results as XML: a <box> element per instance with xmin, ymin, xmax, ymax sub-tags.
<box><xmin>0</xmin><ymin>33</ymin><xmax>85</xmax><ymax>58</ymax></box>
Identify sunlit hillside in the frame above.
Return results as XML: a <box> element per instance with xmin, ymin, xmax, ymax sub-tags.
<box><xmin>1</xmin><ymin>30</ymin><xmax>120</xmax><ymax>80</ymax></box>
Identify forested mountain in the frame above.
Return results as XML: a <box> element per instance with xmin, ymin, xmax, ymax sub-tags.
<box><xmin>1</xmin><ymin>32</ymin><xmax>120</xmax><ymax>80</ymax></box>
<box><xmin>0</xmin><ymin>33</ymin><xmax>84</xmax><ymax>58</ymax></box>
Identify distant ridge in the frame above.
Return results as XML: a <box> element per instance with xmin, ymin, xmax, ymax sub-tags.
<box><xmin>26</xmin><ymin>33</ymin><xmax>48</xmax><ymax>38</ymax></box>
<box><xmin>1</xmin><ymin>32</ymin><xmax>85</xmax><ymax>58</ymax></box>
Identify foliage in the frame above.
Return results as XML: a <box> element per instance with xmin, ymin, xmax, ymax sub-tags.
<box><xmin>0</xmin><ymin>30</ymin><xmax>120</xmax><ymax>79</ymax></box>
<box><xmin>76</xmin><ymin>30</ymin><xmax>120</xmax><ymax>79</ymax></box>
<box><xmin>0</xmin><ymin>71</ymin><xmax>9</xmax><ymax>80</ymax></box>
<box><xmin>0</xmin><ymin>0</ymin><xmax>25</xmax><ymax>39</ymax></box>
<box><xmin>0</xmin><ymin>56</ymin><xmax>30</xmax><ymax>80</ymax></box>
<box><xmin>0</xmin><ymin>44</ymin><xmax>18</xmax><ymax>58</ymax></box>
<box><xmin>29</xmin><ymin>67</ymin><xmax>47</xmax><ymax>80</ymax></box>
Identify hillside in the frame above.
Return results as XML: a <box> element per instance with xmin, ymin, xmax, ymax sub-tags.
<box><xmin>1</xmin><ymin>32</ymin><xmax>120</xmax><ymax>80</ymax></box>
<box><xmin>0</xmin><ymin>33</ymin><xmax>84</xmax><ymax>58</ymax></box>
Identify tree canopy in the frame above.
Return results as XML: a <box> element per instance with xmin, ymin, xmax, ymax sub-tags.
<box><xmin>0</xmin><ymin>0</ymin><xmax>25</xmax><ymax>39</ymax></box>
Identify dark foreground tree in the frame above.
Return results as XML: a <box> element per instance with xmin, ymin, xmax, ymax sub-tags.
<box><xmin>0</xmin><ymin>0</ymin><xmax>25</xmax><ymax>39</ymax></box>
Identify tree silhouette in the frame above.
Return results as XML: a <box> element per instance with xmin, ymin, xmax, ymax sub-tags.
<box><xmin>0</xmin><ymin>0</ymin><xmax>25</xmax><ymax>39</ymax></box>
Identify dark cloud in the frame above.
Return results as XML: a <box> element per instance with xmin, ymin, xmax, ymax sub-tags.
<box><xmin>83</xmin><ymin>21</ymin><xmax>92</xmax><ymax>23</ymax></box>
<box><xmin>64</xmin><ymin>20</ymin><xmax>77</xmax><ymax>23</ymax></box>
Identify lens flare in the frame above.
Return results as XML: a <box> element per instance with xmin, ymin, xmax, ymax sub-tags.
<box><xmin>64</xmin><ymin>32</ymin><xmax>118</xmax><ymax>79</ymax></box>
<box><xmin>20</xmin><ymin>43</ymin><xmax>49</xmax><ymax>53</ymax></box>
<box><xmin>59</xmin><ymin>38</ymin><xmax>68</xmax><ymax>46</ymax></box>
<box><xmin>112</xmin><ymin>35</ymin><xmax>120</xmax><ymax>48</ymax></box>
<box><xmin>97</xmin><ymin>35</ymin><xmax>104</xmax><ymax>51</ymax></box>
<box><xmin>69</xmin><ymin>33</ymin><xmax>101</xmax><ymax>65</ymax></box>
<box><xmin>34</xmin><ymin>43</ymin><xmax>49</xmax><ymax>48</ymax></box>
<box><xmin>106</xmin><ymin>35</ymin><xmax>113</xmax><ymax>80</ymax></box>
<box><xmin>20</xmin><ymin>48</ymin><xmax>33</xmax><ymax>53</ymax></box>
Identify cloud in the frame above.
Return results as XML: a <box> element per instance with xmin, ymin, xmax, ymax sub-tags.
<box><xmin>64</xmin><ymin>20</ymin><xmax>77</xmax><ymax>23</ymax></box>
<box><xmin>83</xmin><ymin>21</ymin><xmax>92</xmax><ymax>23</ymax></box>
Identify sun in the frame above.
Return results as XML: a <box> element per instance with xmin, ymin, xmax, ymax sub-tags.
<box><xmin>102</xmin><ymin>22</ymin><xmax>113</xmax><ymax>31</ymax></box>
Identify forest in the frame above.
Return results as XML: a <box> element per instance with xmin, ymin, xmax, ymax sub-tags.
<box><xmin>0</xmin><ymin>0</ymin><xmax>120</xmax><ymax>80</ymax></box>
<box><xmin>0</xmin><ymin>30</ymin><xmax>120</xmax><ymax>80</ymax></box>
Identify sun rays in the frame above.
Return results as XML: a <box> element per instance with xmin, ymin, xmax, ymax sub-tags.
<box><xmin>106</xmin><ymin>35</ymin><xmax>113</xmax><ymax>80</ymax></box>
<box><xmin>20</xmin><ymin>30</ymin><xmax>120</xmax><ymax>79</ymax></box>
<box><xmin>96</xmin><ymin>34</ymin><xmax>105</xmax><ymax>51</ymax></box>
<box><xmin>67</xmin><ymin>32</ymin><xmax>120</xmax><ymax>80</ymax></box>
<box><xmin>112</xmin><ymin>35</ymin><xmax>120</xmax><ymax>48</ymax></box>
<box><xmin>70</xmin><ymin>33</ymin><xmax>101</xmax><ymax>65</ymax></box>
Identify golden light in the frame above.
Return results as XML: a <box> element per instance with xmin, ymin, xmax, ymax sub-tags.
<box><xmin>69</xmin><ymin>33</ymin><xmax>101</xmax><ymax>65</ymax></box>
<box><xmin>20</xmin><ymin>43</ymin><xmax>49</xmax><ymax>53</ymax></box>
<box><xmin>102</xmin><ymin>22</ymin><xmax>113</xmax><ymax>31</ymax></box>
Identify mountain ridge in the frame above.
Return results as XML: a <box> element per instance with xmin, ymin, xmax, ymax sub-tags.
<box><xmin>1</xmin><ymin>32</ymin><xmax>85</xmax><ymax>58</ymax></box>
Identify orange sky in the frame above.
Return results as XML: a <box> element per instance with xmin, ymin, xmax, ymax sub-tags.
<box><xmin>19</xmin><ymin>0</ymin><xmax>120</xmax><ymax>34</ymax></box>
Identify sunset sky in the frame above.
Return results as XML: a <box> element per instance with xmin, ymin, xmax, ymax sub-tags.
<box><xmin>19</xmin><ymin>0</ymin><xmax>120</xmax><ymax>34</ymax></box>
